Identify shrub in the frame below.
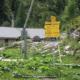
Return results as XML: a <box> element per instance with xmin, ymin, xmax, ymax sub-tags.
<box><xmin>32</xmin><ymin>36</ymin><xmax>41</xmax><ymax>42</ymax></box>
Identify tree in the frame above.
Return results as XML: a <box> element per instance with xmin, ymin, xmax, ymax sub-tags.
<box><xmin>0</xmin><ymin>0</ymin><xmax>79</xmax><ymax>28</ymax></box>
<box><xmin>3</xmin><ymin>0</ymin><xmax>20</xmax><ymax>27</ymax></box>
<box><xmin>0</xmin><ymin>0</ymin><xmax>7</xmax><ymax>25</ymax></box>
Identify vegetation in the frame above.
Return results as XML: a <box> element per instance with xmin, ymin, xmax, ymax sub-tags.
<box><xmin>0</xmin><ymin>0</ymin><xmax>80</xmax><ymax>80</ymax></box>
<box><xmin>0</xmin><ymin>36</ymin><xmax>80</xmax><ymax>80</ymax></box>
<box><xmin>0</xmin><ymin>0</ymin><xmax>80</xmax><ymax>28</ymax></box>
<box><xmin>0</xmin><ymin>48</ymin><xmax>21</xmax><ymax>59</ymax></box>
<box><xmin>0</xmin><ymin>52</ymin><xmax>80</xmax><ymax>80</ymax></box>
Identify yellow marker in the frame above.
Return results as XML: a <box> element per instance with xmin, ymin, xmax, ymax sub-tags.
<box><xmin>45</xmin><ymin>27</ymin><xmax>60</xmax><ymax>37</ymax></box>
<box><xmin>44</xmin><ymin>16</ymin><xmax>60</xmax><ymax>38</ymax></box>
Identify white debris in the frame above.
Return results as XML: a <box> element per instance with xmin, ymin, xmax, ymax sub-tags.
<box><xmin>41</xmin><ymin>49</ymin><xmax>49</xmax><ymax>54</ymax></box>
<box><xmin>65</xmin><ymin>51</ymin><xmax>70</xmax><ymax>54</ymax></box>
<box><xmin>54</xmin><ymin>50</ymin><xmax>58</xmax><ymax>53</ymax></box>
<box><xmin>1</xmin><ymin>59</ymin><xmax>24</xmax><ymax>62</ymax></box>
<box><xmin>61</xmin><ymin>33</ymin><xmax>67</xmax><ymax>39</ymax></box>
<box><xmin>0</xmin><ymin>57</ymin><xmax>3</xmax><ymax>60</ymax></box>
<box><xmin>64</xmin><ymin>45</ymin><xmax>70</xmax><ymax>50</ymax></box>
<box><xmin>0</xmin><ymin>47</ymin><xmax>5</xmax><ymax>51</ymax></box>
<box><xmin>43</xmin><ymin>42</ymin><xmax>59</xmax><ymax>49</ymax></box>
<box><xmin>13</xmin><ymin>41</ymin><xmax>23</xmax><ymax>45</ymax></box>
<box><xmin>32</xmin><ymin>42</ymin><xmax>40</xmax><ymax>47</ymax></box>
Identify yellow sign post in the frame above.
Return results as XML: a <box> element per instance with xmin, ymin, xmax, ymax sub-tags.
<box><xmin>44</xmin><ymin>16</ymin><xmax>60</xmax><ymax>38</ymax></box>
<box><xmin>44</xmin><ymin>16</ymin><xmax>62</xmax><ymax>63</ymax></box>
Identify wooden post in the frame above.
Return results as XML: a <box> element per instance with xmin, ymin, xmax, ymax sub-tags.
<box><xmin>21</xmin><ymin>0</ymin><xmax>35</xmax><ymax>59</ymax></box>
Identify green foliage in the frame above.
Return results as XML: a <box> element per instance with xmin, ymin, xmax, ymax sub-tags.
<box><xmin>0</xmin><ymin>48</ymin><xmax>21</xmax><ymax>59</ymax></box>
<box><xmin>0</xmin><ymin>44</ymin><xmax>80</xmax><ymax>80</ymax></box>
<box><xmin>0</xmin><ymin>0</ymin><xmax>80</xmax><ymax>28</ymax></box>
<box><xmin>0</xmin><ymin>0</ymin><xmax>65</xmax><ymax>27</ymax></box>
<box><xmin>0</xmin><ymin>0</ymin><xmax>80</xmax><ymax>29</ymax></box>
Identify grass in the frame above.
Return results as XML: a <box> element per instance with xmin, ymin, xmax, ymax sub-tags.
<box><xmin>0</xmin><ymin>50</ymin><xmax>80</xmax><ymax>80</ymax></box>
<box><xmin>0</xmin><ymin>38</ymin><xmax>80</xmax><ymax>80</ymax></box>
<box><xmin>0</xmin><ymin>48</ymin><xmax>22</xmax><ymax>59</ymax></box>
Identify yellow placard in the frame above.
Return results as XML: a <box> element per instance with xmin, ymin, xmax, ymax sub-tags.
<box><xmin>45</xmin><ymin>26</ymin><xmax>60</xmax><ymax>37</ymax></box>
<box><xmin>44</xmin><ymin>16</ymin><xmax>60</xmax><ymax>38</ymax></box>
<box><xmin>45</xmin><ymin>25</ymin><xmax>60</xmax><ymax>32</ymax></box>
<box><xmin>45</xmin><ymin>24</ymin><xmax>60</xmax><ymax>29</ymax></box>
<box><xmin>45</xmin><ymin>29</ymin><xmax>59</xmax><ymax>33</ymax></box>
<box><xmin>45</xmin><ymin>30</ymin><xmax>60</xmax><ymax>34</ymax></box>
